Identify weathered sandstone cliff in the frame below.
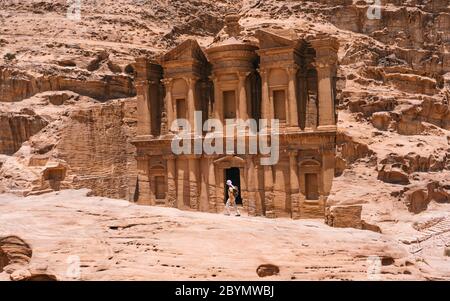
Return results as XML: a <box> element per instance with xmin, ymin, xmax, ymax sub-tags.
<box><xmin>0</xmin><ymin>0</ymin><xmax>449</xmax><ymax>280</ymax></box>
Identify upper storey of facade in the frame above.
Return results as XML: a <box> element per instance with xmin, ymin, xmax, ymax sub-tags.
<box><xmin>134</xmin><ymin>15</ymin><xmax>339</xmax><ymax>141</ymax></box>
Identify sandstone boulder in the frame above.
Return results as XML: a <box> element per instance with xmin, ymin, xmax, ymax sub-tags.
<box><xmin>57</xmin><ymin>59</ymin><xmax>76</xmax><ymax>67</ymax></box>
<box><xmin>405</xmin><ymin>189</ymin><xmax>429</xmax><ymax>214</ymax></box>
<box><xmin>403</xmin><ymin>182</ymin><xmax>450</xmax><ymax>213</ymax></box>
<box><xmin>377</xmin><ymin>164</ymin><xmax>410</xmax><ymax>185</ymax></box>
<box><xmin>0</xmin><ymin>248</ymin><xmax>8</xmax><ymax>272</ymax></box>
<box><xmin>396</xmin><ymin>98</ymin><xmax>450</xmax><ymax>135</ymax></box>
<box><xmin>10</xmin><ymin>268</ymin><xmax>57</xmax><ymax>281</ymax></box>
<box><xmin>10</xmin><ymin>268</ymin><xmax>32</xmax><ymax>281</ymax></box>
<box><xmin>325</xmin><ymin>205</ymin><xmax>363</xmax><ymax>229</ymax></box>
<box><xmin>362</xmin><ymin>221</ymin><xmax>382</xmax><ymax>233</ymax></box>
<box><xmin>336</xmin><ymin>132</ymin><xmax>375</xmax><ymax>170</ymax></box>
<box><xmin>0</xmin><ymin>236</ymin><xmax>32</xmax><ymax>273</ymax></box>
<box><xmin>371</xmin><ymin>111</ymin><xmax>392</xmax><ymax>131</ymax></box>
<box><xmin>256</xmin><ymin>264</ymin><xmax>280</xmax><ymax>277</ymax></box>
<box><xmin>445</xmin><ymin>248</ymin><xmax>450</xmax><ymax>257</ymax></box>
<box><xmin>326</xmin><ymin>206</ymin><xmax>382</xmax><ymax>233</ymax></box>
<box><xmin>427</xmin><ymin>181</ymin><xmax>450</xmax><ymax>203</ymax></box>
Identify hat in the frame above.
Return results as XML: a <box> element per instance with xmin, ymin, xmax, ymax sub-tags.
<box><xmin>226</xmin><ymin>180</ymin><xmax>232</xmax><ymax>186</ymax></box>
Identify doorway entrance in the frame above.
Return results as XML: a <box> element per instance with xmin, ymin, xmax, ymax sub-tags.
<box><xmin>305</xmin><ymin>173</ymin><xmax>319</xmax><ymax>200</ymax></box>
<box><xmin>224</xmin><ymin>167</ymin><xmax>242</xmax><ymax>204</ymax></box>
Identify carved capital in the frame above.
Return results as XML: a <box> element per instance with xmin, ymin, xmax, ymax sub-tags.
<box><xmin>209</xmin><ymin>74</ymin><xmax>220</xmax><ymax>88</ymax></box>
<box><xmin>257</xmin><ymin>67</ymin><xmax>267</xmax><ymax>75</ymax></box>
<box><xmin>286</xmin><ymin>65</ymin><xmax>299</xmax><ymax>77</ymax></box>
<box><xmin>310</xmin><ymin>36</ymin><xmax>340</xmax><ymax>52</ymax></box>
<box><xmin>237</xmin><ymin>71</ymin><xmax>251</xmax><ymax>80</ymax></box>
<box><xmin>135</xmin><ymin>80</ymin><xmax>149</xmax><ymax>87</ymax></box>
<box><xmin>204</xmin><ymin>154</ymin><xmax>219</xmax><ymax>160</ymax></box>
<box><xmin>162</xmin><ymin>154</ymin><xmax>176</xmax><ymax>160</ymax></box>
<box><xmin>288</xmin><ymin>150</ymin><xmax>298</xmax><ymax>158</ymax></box>
<box><xmin>161</xmin><ymin>78</ymin><xmax>173</xmax><ymax>88</ymax></box>
<box><xmin>257</xmin><ymin>67</ymin><xmax>269</xmax><ymax>80</ymax></box>
<box><xmin>185</xmin><ymin>154</ymin><xmax>202</xmax><ymax>160</ymax></box>
<box><xmin>186</xmin><ymin>75</ymin><xmax>199</xmax><ymax>87</ymax></box>
<box><xmin>313</xmin><ymin>56</ymin><xmax>338</xmax><ymax>71</ymax></box>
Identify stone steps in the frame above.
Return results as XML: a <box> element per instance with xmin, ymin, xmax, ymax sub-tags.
<box><xmin>400</xmin><ymin>216</ymin><xmax>450</xmax><ymax>245</ymax></box>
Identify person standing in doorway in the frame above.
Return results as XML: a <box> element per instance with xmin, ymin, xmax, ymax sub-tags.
<box><xmin>225</xmin><ymin>180</ymin><xmax>240</xmax><ymax>216</ymax></box>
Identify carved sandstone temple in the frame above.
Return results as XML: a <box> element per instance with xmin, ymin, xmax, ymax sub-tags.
<box><xmin>132</xmin><ymin>19</ymin><xmax>339</xmax><ymax>219</ymax></box>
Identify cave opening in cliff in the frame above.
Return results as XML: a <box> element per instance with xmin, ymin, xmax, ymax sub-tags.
<box><xmin>224</xmin><ymin>167</ymin><xmax>242</xmax><ymax>205</ymax></box>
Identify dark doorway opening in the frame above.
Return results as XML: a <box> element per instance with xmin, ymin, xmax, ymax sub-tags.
<box><xmin>305</xmin><ymin>173</ymin><xmax>319</xmax><ymax>200</ymax></box>
<box><xmin>224</xmin><ymin>167</ymin><xmax>242</xmax><ymax>204</ymax></box>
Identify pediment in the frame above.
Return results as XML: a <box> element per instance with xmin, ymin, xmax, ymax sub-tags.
<box><xmin>256</xmin><ymin>29</ymin><xmax>297</xmax><ymax>49</ymax></box>
<box><xmin>214</xmin><ymin>155</ymin><xmax>246</xmax><ymax>167</ymax></box>
<box><xmin>163</xmin><ymin>39</ymin><xmax>207</xmax><ymax>63</ymax></box>
<box><xmin>299</xmin><ymin>159</ymin><xmax>321</xmax><ymax>167</ymax></box>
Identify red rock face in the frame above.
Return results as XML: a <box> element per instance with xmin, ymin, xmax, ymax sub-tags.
<box><xmin>0</xmin><ymin>1</ymin><xmax>448</xmax><ymax>200</ymax></box>
<box><xmin>0</xmin><ymin>236</ymin><xmax>32</xmax><ymax>271</ymax></box>
<box><xmin>0</xmin><ymin>0</ymin><xmax>449</xmax><ymax>280</ymax></box>
<box><xmin>0</xmin><ymin>67</ymin><xmax>136</xmax><ymax>103</ymax></box>
<box><xmin>56</xmin><ymin>99</ymin><xmax>137</xmax><ymax>199</ymax></box>
<box><xmin>0</xmin><ymin>112</ymin><xmax>48</xmax><ymax>155</ymax></box>
<box><xmin>0</xmin><ymin>249</ymin><xmax>8</xmax><ymax>273</ymax></box>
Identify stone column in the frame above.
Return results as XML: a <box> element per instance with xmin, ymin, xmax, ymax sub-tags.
<box><xmin>215</xmin><ymin>167</ymin><xmax>225</xmax><ymax>213</ymax></box>
<box><xmin>136</xmin><ymin>80</ymin><xmax>152</xmax><ymax>137</ymax></box>
<box><xmin>211</xmin><ymin>75</ymin><xmax>223</xmax><ymax>124</ymax></box>
<box><xmin>316</xmin><ymin>59</ymin><xmax>336</xmax><ymax>130</ymax></box>
<box><xmin>165</xmin><ymin>155</ymin><xmax>177</xmax><ymax>208</ymax></box>
<box><xmin>297</xmin><ymin>158</ymin><xmax>306</xmax><ymax>218</ymax></box>
<box><xmin>311</xmin><ymin>37</ymin><xmax>339</xmax><ymax>131</ymax></box>
<box><xmin>188</xmin><ymin>156</ymin><xmax>199</xmax><ymax>210</ymax></box>
<box><xmin>289</xmin><ymin>151</ymin><xmax>300</xmax><ymax>219</ymax></box>
<box><xmin>187</xmin><ymin>77</ymin><xmax>198</xmax><ymax>133</ymax></box>
<box><xmin>321</xmin><ymin>148</ymin><xmax>335</xmax><ymax>211</ymax></box>
<box><xmin>263</xmin><ymin>164</ymin><xmax>275</xmax><ymax>218</ymax></box>
<box><xmin>207</xmin><ymin>157</ymin><xmax>217</xmax><ymax>213</ymax></box>
<box><xmin>286</xmin><ymin>66</ymin><xmax>299</xmax><ymax>129</ymax></box>
<box><xmin>177</xmin><ymin>158</ymin><xmax>187</xmax><ymax>209</ymax></box>
<box><xmin>162</xmin><ymin>78</ymin><xmax>174</xmax><ymax>133</ymax></box>
<box><xmin>254</xmin><ymin>164</ymin><xmax>263</xmax><ymax>215</ymax></box>
<box><xmin>247</xmin><ymin>157</ymin><xmax>257</xmax><ymax>216</ymax></box>
<box><xmin>237</xmin><ymin>71</ymin><xmax>249</xmax><ymax>120</ymax></box>
<box><xmin>259</xmin><ymin>68</ymin><xmax>271</xmax><ymax>124</ymax></box>
<box><xmin>297</xmin><ymin>69</ymin><xmax>308</xmax><ymax>130</ymax></box>
<box><xmin>240</xmin><ymin>166</ymin><xmax>248</xmax><ymax>212</ymax></box>
<box><xmin>136</xmin><ymin>156</ymin><xmax>152</xmax><ymax>205</ymax></box>
<box><xmin>199</xmin><ymin>158</ymin><xmax>209</xmax><ymax>212</ymax></box>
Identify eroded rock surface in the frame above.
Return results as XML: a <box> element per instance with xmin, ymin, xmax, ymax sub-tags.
<box><xmin>1</xmin><ymin>190</ymin><xmax>443</xmax><ymax>281</ymax></box>
<box><xmin>0</xmin><ymin>112</ymin><xmax>48</xmax><ymax>155</ymax></box>
<box><xmin>0</xmin><ymin>0</ymin><xmax>449</xmax><ymax>281</ymax></box>
<box><xmin>0</xmin><ymin>94</ymin><xmax>137</xmax><ymax>200</ymax></box>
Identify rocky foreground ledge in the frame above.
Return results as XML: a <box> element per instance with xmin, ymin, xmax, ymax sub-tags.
<box><xmin>0</xmin><ymin>189</ymin><xmax>448</xmax><ymax>281</ymax></box>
